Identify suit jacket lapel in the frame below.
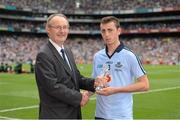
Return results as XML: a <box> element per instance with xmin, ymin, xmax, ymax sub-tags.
<box><xmin>47</xmin><ymin>42</ymin><xmax>72</xmax><ymax>76</ymax></box>
<box><xmin>64</xmin><ymin>48</ymin><xmax>78</xmax><ymax>88</ymax></box>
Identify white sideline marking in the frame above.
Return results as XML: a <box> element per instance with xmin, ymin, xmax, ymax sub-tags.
<box><xmin>134</xmin><ymin>86</ymin><xmax>180</xmax><ymax>95</ymax></box>
<box><xmin>90</xmin><ymin>86</ymin><xmax>180</xmax><ymax>100</ymax></box>
<box><xmin>0</xmin><ymin>105</ymin><xmax>37</xmax><ymax>113</ymax></box>
<box><xmin>0</xmin><ymin>86</ymin><xmax>180</xmax><ymax>113</ymax></box>
<box><xmin>0</xmin><ymin>115</ymin><xmax>20</xmax><ymax>120</ymax></box>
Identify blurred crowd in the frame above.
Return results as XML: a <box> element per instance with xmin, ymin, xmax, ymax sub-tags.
<box><xmin>0</xmin><ymin>35</ymin><xmax>43</xmax><ymax>63</ymax></box>
<box><xmin>0</xmin><ymin>0</ymin><xmax>179</xmax><ymax>13</ymax></box>
<box><xmin>122</xmin><ymin>23</ymin><xmax>180</xmax><ymax>31</ymax></box>
<box><xmin>125</xmin><ymin>37</ymin><xmax>180</xmax><ymax>65</ymax></box>
<box><xmin>0</xmin><ymin>35</ymin><xmax>103</xmax><ymax>64</ymax></box>
<box><xmin>0</xmin><ymin>35</ymin><xmax>179</xmax><ymax>66</ymax></box>
<box><xmin>0</xmin><ymin>0</ymin><xmax>179</xmax><ymax>75</ymax></box>
<box><xmin>1</xmin><ymin>20</ymin><xmax>179</xmax><ymax>32</ymax></box>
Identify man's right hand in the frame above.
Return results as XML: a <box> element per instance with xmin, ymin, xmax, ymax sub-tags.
<box><xmin>80</xmin><ymin>91</ymin><xmax>89</xmax><ymax>107</ymax></box>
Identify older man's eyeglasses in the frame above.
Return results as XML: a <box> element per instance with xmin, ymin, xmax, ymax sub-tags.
<box><xmin>49</xmin><ymin>25</ymin><xmax>69</xmax><ymax>30</ymax></box>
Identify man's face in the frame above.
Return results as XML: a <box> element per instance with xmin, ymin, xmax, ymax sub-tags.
<box><xmin>46</xmin><ymin>16</ymin><xmax>69</xmax><ymax>45</ymax></box>
<box><xmin>100</xmin><ymin>21</ymin><xmax>121</xmax><ymax>45</ymax></box>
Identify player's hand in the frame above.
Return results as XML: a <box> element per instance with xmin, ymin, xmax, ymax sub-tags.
<box><xmin>96</xmin><ymin>87</ymin><xmax>116</xmax><ymax>96</ymax></box>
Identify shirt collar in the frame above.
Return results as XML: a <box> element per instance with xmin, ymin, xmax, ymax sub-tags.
<box><xmin>49</xmin><ymin>39</ymin><xmax>64</xmax><ymax>53</ymax></box>
<box><xmin>105</xmin><ymin>42</ymin><xmax>124</xmax><ymax>58</ymax></box>
<box><xmin>105</xmin><ymin>41</ymin><xmax>124</xmax><ymax>53</ymax></box>
<box><xmin>115</xmin><ymin>41</ymin><xmax>124</xmax><ymax>53</ymax></box>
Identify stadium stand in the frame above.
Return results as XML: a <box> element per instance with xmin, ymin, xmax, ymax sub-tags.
<box><xmin>0</xmin><ymin>0</ymin><xmax>180</xmax><ymax>66</ymax></box>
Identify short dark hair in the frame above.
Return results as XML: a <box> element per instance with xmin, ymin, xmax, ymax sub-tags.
<box><xmin>100</xmin><ymin>16</ymin><xmax>120</xmax><ymax>28</ymax></box>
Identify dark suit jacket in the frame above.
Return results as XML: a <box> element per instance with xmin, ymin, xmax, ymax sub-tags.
<box><xmin>35</xmin><ymin>41</ymin><xmax>95</xmax><ymax>119</ymax></box>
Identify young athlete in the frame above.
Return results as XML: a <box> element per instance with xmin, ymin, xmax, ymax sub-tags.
<box><xmin>93</xmin><ymin>16</ymin><xmax>149</xmax><ymax>119</ymax></box>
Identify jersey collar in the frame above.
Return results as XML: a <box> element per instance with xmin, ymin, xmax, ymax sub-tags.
<box><xmin>105</xmin><ymin>42</ymin><xmax>124</xmax><ymax>58</ymax></box>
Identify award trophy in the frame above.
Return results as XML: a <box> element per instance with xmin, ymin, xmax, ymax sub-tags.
<box><xmin>95</xmin><ymin>64</ymin><xmax>111</xmax><ymax>91</ymax></box>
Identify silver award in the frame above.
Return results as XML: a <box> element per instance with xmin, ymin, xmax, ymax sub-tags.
<box><xmin>95</xmin><ymin>64</ymin><xmax>111</xmax><ymax>91</ymax></box>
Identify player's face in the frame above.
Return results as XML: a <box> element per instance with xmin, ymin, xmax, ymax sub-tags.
<box><xmin>46</xmin><ymin>16</ymin><xmax>69</xmax><ymax>46</ymax></box>
<box><xmin>100</xmin><ymin>21</ymin><xmax>121</xmax><ymax>45</ymax></box>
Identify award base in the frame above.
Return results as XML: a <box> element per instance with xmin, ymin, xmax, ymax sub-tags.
<box><xmin>95</xmin><ymin>86</ymin><xmax>103</xmax><ymax>91</ymax></box>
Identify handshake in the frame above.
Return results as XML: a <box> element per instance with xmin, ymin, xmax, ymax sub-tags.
<box><xmin>80</xmin><ymin>75</ymin><xmax>112</xmax><ymax>107</ymax></box>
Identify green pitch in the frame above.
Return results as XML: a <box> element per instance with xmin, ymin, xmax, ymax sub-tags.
<box><xmin>0</xmin><ymin>64</ymin><xmax>180</xmax><ymax>119</ymax></box>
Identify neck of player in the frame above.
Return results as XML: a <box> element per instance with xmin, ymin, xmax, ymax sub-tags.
<box><xmin>107</xmin><ymin>40</ymin><xmax>120</xmax><ymax>56</ymax></box>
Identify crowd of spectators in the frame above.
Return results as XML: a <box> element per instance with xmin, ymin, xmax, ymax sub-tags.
<box><xmin>0</xmin><ymin>0</ymin><xmax>179</xmax><ymax>75</ymax></box>
<box><xmin>0</xmin><ymin>0</ymin><xmax>179</xmax><ymax>13</ymax></box>
<box><xmin>1</xmin><ymin>20</ymin><xmax>179</xmax><ymax>33</ymax></box>
<box><xmin>0</xmin><ymin>35</ymin><xmax>44</xmax><ymax>63</ymax></box>
<box><xmin>0</xmin><ymin>35</ymin><xmax>103</xmax><ymax>64</ymax></box>
<box><xmin>0</xmin><ymin>35</ymin><xmax>179</xmax><ymax>65</ymax></box>
<box><xmin>125</xmin><ymin>37</ymin><xmax>180</xmax><ymax>65</ymax></box>
<box><xmin>122</xmin><ymin>22</ymin><xmax>180</xmax><ymax>31</ymax></box>
<box><xmin>0</xmin><ymin>20</ymin><xmax>45</xmax><ymax>31</ymax></box>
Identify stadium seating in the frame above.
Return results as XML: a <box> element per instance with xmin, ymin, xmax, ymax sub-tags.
<box><xmin>0</xmin><ymin>0</ymin><xmax>179</xmax><ymax>65</ymax></box>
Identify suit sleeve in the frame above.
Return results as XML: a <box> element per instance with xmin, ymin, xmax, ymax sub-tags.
<box><xmin>78</xmin><ymin>70</ymin><xmax>95</xmax><ymax>92</ymax></box>
<box><xmin>35</xmin><ymin>52</ymin><xmax>82</xmax><ymax>107</ymax></box>
<box><xmin>66</xmin><ymin>48</ymin><xmax>95</xmax><ymax>92</ymax></box>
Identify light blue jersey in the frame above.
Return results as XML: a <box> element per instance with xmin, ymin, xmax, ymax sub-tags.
<box><xmin>92</xmin><ymin>42</ymin><xmax>146</xmax><ymax>119</ymax></box>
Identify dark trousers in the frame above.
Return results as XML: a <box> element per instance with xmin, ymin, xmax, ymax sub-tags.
<box><xmin>95</xmin><ymin>116</ymin><xmax>105</xmax><ymax>120</ymax></box>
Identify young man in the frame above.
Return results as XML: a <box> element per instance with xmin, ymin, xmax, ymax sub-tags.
<box><xmin>93</xmin><ymin>16</ymin><xmax>149</xmax><ymax>119</ymax></box>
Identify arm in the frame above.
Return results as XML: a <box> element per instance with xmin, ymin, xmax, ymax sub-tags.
<box><xmin>78</xmin><ymin>74</ymin><xmax>95</xmax><ymax>92</ymax></box>
<box><xmin>96</xmin><ymin>75</ymin><xmax>149</xmax><ymax>96</ymax></box>
<box><xmin>66</xmin><ymin>48</ymin><xmax>95</xmax><ymax>92</ymax></box>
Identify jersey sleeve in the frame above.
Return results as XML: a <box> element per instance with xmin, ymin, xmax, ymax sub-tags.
<box><xmin>129</xmin><ymin>53</ymin><xmax>146</xmax><ymax>79</ymax></box>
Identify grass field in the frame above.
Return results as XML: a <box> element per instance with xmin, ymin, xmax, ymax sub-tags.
<box><xmin>0</xmin><ymin>64</ymin><xmax>180</xmax><ymax>119</ymax></box>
